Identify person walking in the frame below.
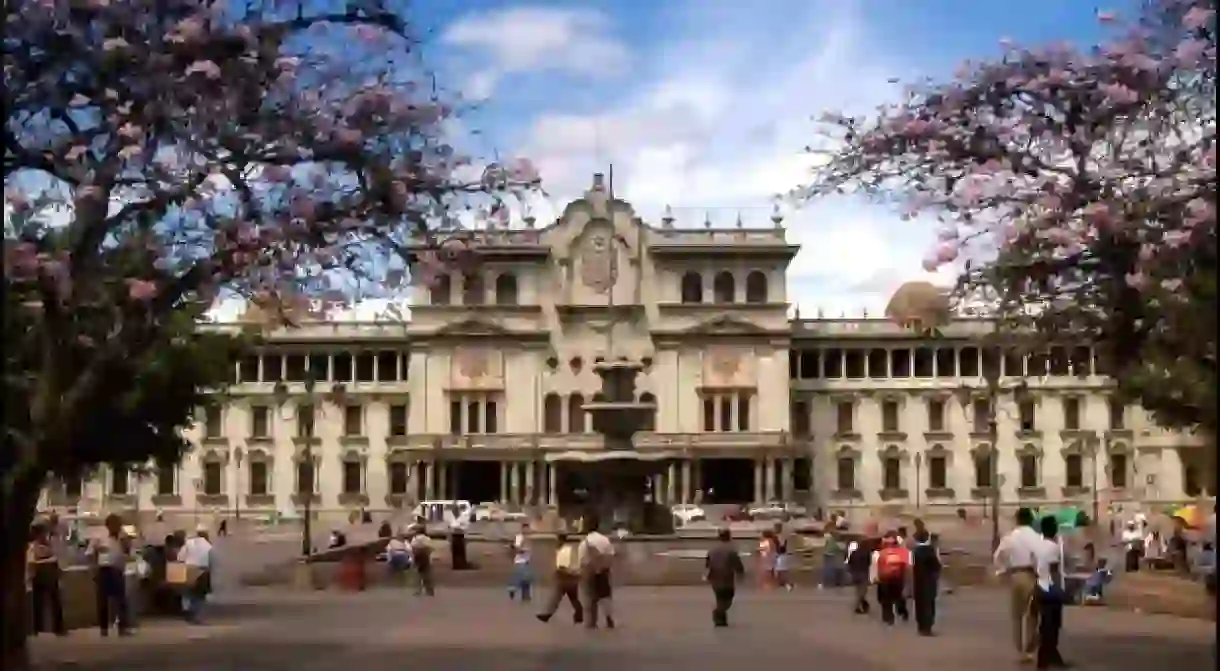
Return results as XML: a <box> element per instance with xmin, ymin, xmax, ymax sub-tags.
<box><xmin>910</xmin><ymin>529</ymin><xmax>942</xmax><ymax>636</ymax></box>
<box><xmin>86</xmin><ymin>514</ymin><xmax>134</xmax><ymax>637</ymax></box>
<box><xmin>1121</xmin><ymin>521</ymin><xmax>1144</xmax><ymax>572</ymax></box>
<box><xmin>1034</xmin><ymin>515</ymin><xmax>1071</xmax><ymax>669</ymax></box>
<box><xmin>994</xmin><ymin>507</ymin><xmax>1043</xmax><ymax>665</ymax></box>
<box><xmin>704</xmin><ymin>528</ymin><xmax>745</xmax><ymax>627</ymax></box>
<box><xmin>536</xmin><ymin>532</ymin><xmax>583</xmax><ymax>624</ymax></box>
<box><xmin>820</xmin><ymin>532</ymin><xmax>844</xmax><ymax>589</ymax></box>
<box><xmin>772</xmin><ymin>523</ymin><xmax>793</xmax><ymax>592</ymax></box>
<box><xmin>28</xmin><ymin>522</ymin><xmax>67</xmax><ymax>637</ymax></box>
<box><xmin>578</xmin><ymin>513</ymin><xmax>616</xmax><ymax>629</ymax></box>
<box><xmin>845</xmin><ymin>535</ymin><xmax>875</xmax><ymax>614</ymax></box>
<box><xmin>409</xmin><ymin>525</ymin><xmax>435</xmax><ymax>596</ymax></box>
<box><xmin>870</xmin><ymin>531</ymin><xmax>911</xmax><ymax>626</ymax></box>
<box><xmin>757</xmin><ymin>529</ymin><xmax>777</xmax><ymax>590</ymax></box>
<box><xmin>177</xmin><ymin>526</ymin><xmax>214</xmax><ymax>624</ymax></box>
<box><xmin>508</xmin><ymin>522</ymin><xmax>534</xmax><ymax>602</ymax></box>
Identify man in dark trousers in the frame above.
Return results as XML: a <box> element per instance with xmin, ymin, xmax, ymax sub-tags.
<box><xmin>845</xmin><ymin>535</ymin><xmax>876</xmax><ymax>614</ymax></box>
<box><xmin>910</xmin><ymin>529</ymin><xmax>942</xmax><ymax>636</ymax></box>
<box><xmin>871</xmin><ymin>530</ymin><xmax>911</xmax><ymax>626</ymax></box>
<box><xmin>704</xmin><ymin>528</ymin><xmax>745</xmax><ymax>627</ymax></box>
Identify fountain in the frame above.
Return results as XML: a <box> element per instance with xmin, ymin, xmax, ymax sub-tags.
<box><xmin>563</xmin><ymin>356</ymin><xmax>672</xmax><ymax>534</ymax></box>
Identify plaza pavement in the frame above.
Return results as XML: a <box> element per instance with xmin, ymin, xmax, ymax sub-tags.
<box><xmin>30</xmin><ymin>586</ymin><xmax>1213</xmax><ymax>671</ymax></box>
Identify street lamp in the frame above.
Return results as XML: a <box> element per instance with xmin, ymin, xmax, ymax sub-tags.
<box><xmin>915</xmin><ymin>453</ymin><xmax>923</xmax><ymax>511</ymax></box>
<box><xmin>300</xmin><ymin>446</ymin><xmax>314</xmax><ymax>557</ymax></box>
<box><xmin>233</xmin><ymin>447</ymin><xmax>244</xmax><ymax>523</ymax></box>
<box><xmin>192</xmin><ymin>476</ymin><xmax>204</xmax><ymax>528</ymax></box>
<box><xmin>954</xmin><ymin>373</ymin><xmax>1028</xmax><ymax>552</ymax></box>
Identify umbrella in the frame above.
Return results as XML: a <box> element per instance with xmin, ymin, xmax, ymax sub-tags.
<box><xmin>1171</xmin><ymin>505</ymin><xmax>1203</xmax><ymax>529</ymax></box>
<box><xmin>1036</xmin><ymin>507</ymin><xmax>1082</xmax><ymax>530</ymax></box>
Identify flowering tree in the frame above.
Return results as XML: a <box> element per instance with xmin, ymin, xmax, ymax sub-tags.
<box><xmin>2</xmin><ymin>1</ymin><xmax>534</xmax><ymax>664</ymax></box>
<box><xmin>801</xmin><ymin>1</ymin><xmax>1216</xmax><ymax>440</ymax></box>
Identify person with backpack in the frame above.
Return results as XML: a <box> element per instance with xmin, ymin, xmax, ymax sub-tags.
<box><xmin>578</xmin><ymin>513</ymin><xmax>617</xmax><ymax>629</ymax></box>
<box><xmin>869</xmin><ymin>530</ymin><xmax>911</xmax><ymax>625</ymax></box>
<box><xmin>845</xmin><ymin>535</ymin><xmax>875</xmax><ymax>614</ymax></box>
<box><xmin>910</xmin><ymin>529</ymin><xmax>942</xmax><ymax>636</ymax></box>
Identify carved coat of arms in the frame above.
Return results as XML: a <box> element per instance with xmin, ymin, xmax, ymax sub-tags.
<box><xmin>579</xmin><ymin>223</ymin><xmax>618</xmax><ymax>294</ymax></box>
<box><xmin>455</xmin><ymin>348</ymin><xmax>489</xmax><ymax>379</ymax></box>
<box><xmin>709</xmin><ymin>347</ymin><xmax>741</xmax><ymax>378</ymax></box>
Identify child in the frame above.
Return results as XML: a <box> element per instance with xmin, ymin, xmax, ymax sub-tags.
<box><xmin>1082</xmin><ymin>557</ymin><xmax>1113</xmax><ymax>603</ymax></box>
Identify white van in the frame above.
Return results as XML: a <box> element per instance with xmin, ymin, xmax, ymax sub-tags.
<box><xmin>411</xmin><ymin>500</ymin><xmax>474</xmax><ymax>528</ymax></box>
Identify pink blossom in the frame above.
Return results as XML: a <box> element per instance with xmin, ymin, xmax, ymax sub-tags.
<box><xmin>1124</xmin><ymin>272</ymin><xmax>1149</xmax><ymax>290</ymax></box>
<box><xmin>118</xmin><ymin>145</ymin><xmax>143</xmax><ymax>160</ymax></box>
<box><xmin>117</xmin><ymin>123</ymin><xmax>142</xmax><ymax>139</ymax></box>
<box><xmin>1160</xmin><ymin>278</ymin><xmax>1183</xmax><ymax>292</ymax></box>
<box><xmin>934</xmin><ymin>240</ymin><xmax>959</xmax><ymax>265</ymax></box>
<box><xmin>77</xmin><ymin>334</ymin><xmax>96</xmax><ymax>347</ymax></box>
<box><xmin>263</xmin><ymin>165</ymin><xmax>292</xmax><ymax>183</ymax></box>
<box><xmin>334</xmin><ymin>128</ymin><xmax>364</xmax><ymax>148</ymax></box>
<box><xmin>1182</xmin><ymin>6</ymin><xmax>1215</xmax><ymax>29</ymax></box>
<box><xmin>102</xmin><ymin>38</ymin><xmax>130</xmax><ymax>52</ymax></box>
<box><xmin>186</xmin><ymin>60</ymin><xmax>222</xmax><ymax>79</ymax></box>
<box><xmin>69</xmin><ymin>94</ymin><xmax>90</xmax><ymax>107</ymax></box>
<box><xmin>1081</xmin><ymin>202</ymin><xmax>1114</xmax><ymax>228</ymax></box>
<box><xmin>1175</xmin><ymin>39</ymin><xmax>1210</xmax><ymax>64</ymax></box>
<box><xmin>1099</xmin><ymin>82</ymin><xmax>1139</xmax><ymax>105</ymax></box>
<box><xmin>289</xmin><ymin>198</ymin><xmax>316</xmax><ymax>221</ymax></box>
<box><xmin>1163</xmin><ymin>229</ymin><xmax>1191</xmax><ymax>247</ymax></box>
<box><xmin>1097</xmin><ymin>10</ymin><xmax>1118</xmax><ymax>23</ymax></box>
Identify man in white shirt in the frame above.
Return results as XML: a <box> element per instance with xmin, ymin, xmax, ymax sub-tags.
<box><xmin>1121</xmin><ymin>521</ymin><xmax>1144</xmax><ymax>572</ymax></box>
<box><xmin>177</xmin><ymin>526</ymin><xmax>214</xmax><ymax>624</ymax></box>
<box><xmin>1033</xmin><ymin>515</ymin><xmax>1070</xmax><ymax>669</ymax></box>
<box><xmin>993</xmin><ymin>508</ymin><xmax>1043</xmax><ymax>664</ymax></box>
<box><xmin>409</xmin><ymin>525</ymin><xmax>435</xmax><ymax>596</ymax></box>
<box><xmin>578</xmin><ymin>513</ymin><xmax>616</xmax><ymax>629</ymax></box>
<box><xmin>85</xmin><ymin>514</ymin><xmax>134</xmax><ymax>636</ymax></box>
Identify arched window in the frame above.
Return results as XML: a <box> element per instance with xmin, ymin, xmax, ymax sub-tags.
<box><xmin>680</xmin><ymin>271</ymin><xmax>703</xmax><ymax>304</ymax></box>
<box><xmin>430</xmin><ymin>275</ymin><xmax>452</xmax><ymax>305</ymax></box>
<box><xmin>745</xmin><ymin>271</ymin><xmax>768</xmax><ymax>303</ymax></box>
<box><xmin>836</xmin><ymin>455</ymin><xmax>856</xmax><ymax>491</ymax></box>
<box><xmin>543</xmin><ymin>394</ymin><xmax>562</xmax><ymax>434</ymax></box>
<box><xmin>639</xmin><ymin>392</ymin><xmax>657</xmax><ymax>431</ymax></box>
<box><xmin>568</xmin><ymin>393</ymin><xmax>586</xmax><ymax>433</ymax></box>
<box><xmin>713</xmin><ymin>271</ymin><xmax>735</xmax><ymax>303</ymax></box>
<box><xmin>494</xmin><ymin>273</ymin><xmax>518</xmax><ymax>306</ymax></box>
<box><xmin>462</xmin><ymin>274</ymin><xmax>484</xmax><ymax>305</ymax></box>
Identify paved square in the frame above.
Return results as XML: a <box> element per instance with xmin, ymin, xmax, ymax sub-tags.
<box><xmin>30</xmin><ymin>587</ymin><xmax>1213</xmax><ymax>670</ymax></box>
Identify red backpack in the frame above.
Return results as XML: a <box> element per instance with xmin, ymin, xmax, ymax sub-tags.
<box><xmin>876</xmin><ymin>546</ymin><xmax>910</xmax><ymax>582</ymax></box>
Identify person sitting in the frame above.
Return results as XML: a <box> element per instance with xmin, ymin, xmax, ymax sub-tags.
<box><xmin>1082</xmin><ymin>558</ymin><xmax>1114</xmax><ymax>604</ymax></box>
<box><xmin>386</xmin><ymin>532</ymin><xmax>412</xmax><ymax>574</ymax></box>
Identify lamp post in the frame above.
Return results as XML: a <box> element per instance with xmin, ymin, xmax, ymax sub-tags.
<box><xmin>915</xmin><ymin>453</ymin><xmax>923</xmax><ymax>511</ymax></box>
<box><xmin>955</xmin><ymin>371</ymin><xmax>1027</xmax><ymax>552</ymax></box>
<box><xmin>233</xmin><ymin>447</ymin><xmax>244</xmax><ymax>523</ymax></box>
<box><xmin>192</xmin><ymin>476</ymin><xmax>204</xmax><ymax>529</ymax></box>
<box><xmin>300</xmin><ymin>445</ymin><xmax>314</xmax><ymax>557</ymax></box>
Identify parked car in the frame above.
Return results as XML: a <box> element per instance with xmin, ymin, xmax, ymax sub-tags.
<box><xmin>747</xmin><ymin>501</ymin><xmax>806</xmax><ymax>520</ymax></box>
<box><xmin>723</xmin><ymin>505</ymin><xmax>754</xmax><ymax>522</ymax></box>
<box><xmin>671</xmin><ymin>503</ymin><xmax>707</xmax><ymax>526</ymax></box>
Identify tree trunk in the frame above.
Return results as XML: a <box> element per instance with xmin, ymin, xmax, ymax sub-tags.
<box><xmin>1</xmin><ymin>476</ymin><xmax>41</xmax><ymax>671</ymax></box>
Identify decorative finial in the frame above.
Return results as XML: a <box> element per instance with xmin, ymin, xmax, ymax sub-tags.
<box><xmin>661</xmin><ymin>205</ymin><xmax>675</xmax><ymax>228</ymax></box>
<box><xmin>794</xmin><ymin>306</ymin><xmax>801</xmax><ymax>319</ymax></box>
<box><xmin>771</xmin><ymin>202</ymin><xmax>784</xmax><ymax>228</ymax></box>
<box><xmin>863</xmin><ymin>307</ymin><xmax>869</xmax><ymax>318</ymax></box>
<box><xmin>735</xmin><ymin>211</ymin><xmax>744</xmax><ymax>229</ymax></box>
<box><xmin>523</xmin><ymin>214</ymin><xmax>536</xmax><ymax>229</ymax></box>
<box><xmin>704</xmin><ymin>211</ymin><xmax>712</xmax><ymax>229</ymax></box>
<box><xmin>817</xmin><ymin>307</ymin><xmax>824</xmax><ymax>318</ymax></box>
<box><xmin>592</xmin><ymin>173</ymin><xmax>605</xmax><ymax>191</ymax></box>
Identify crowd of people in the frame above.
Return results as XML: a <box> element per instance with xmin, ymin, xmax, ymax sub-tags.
<box><xmin>26</xmin><ymin>511</ymin><xmax>215</xmax><ymax>638</ymax></box>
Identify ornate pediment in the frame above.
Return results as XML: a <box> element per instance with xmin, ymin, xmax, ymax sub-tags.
<box><xmin>433</xmin><ymin>318</ymin><xmax>512</xmax><ymax>337</ymax></box>
<box><xmin>682</xmin><ymin>314</ymin><xmax>771</xmax><ymax>335</ymax></box>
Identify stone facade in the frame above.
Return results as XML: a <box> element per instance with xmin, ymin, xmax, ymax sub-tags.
<box><xmin>40</xmin><ymin>177</ymin><xmax>1213</xmax><ymax>521</ymax></box>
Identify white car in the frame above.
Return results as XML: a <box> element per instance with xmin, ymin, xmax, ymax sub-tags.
<box><xmin>671</xmin><ymin>504</ymin><xmax>707</xmax><ymax>526</ymax></box>
<box><xmin>748</xmin><ymin>501</ymin><xmax>806</xmax><ymax>520</ymax></box>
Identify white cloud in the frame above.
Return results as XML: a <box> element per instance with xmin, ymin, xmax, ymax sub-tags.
<box><xmin>481</xmin><ymin>1</ymin><xmax>949</xmax><ymax>317</ymax></box>
<box><xmin>441</xmin><ymin>7</ymin><xmax>631</xmax><ymax>101</ymax></box>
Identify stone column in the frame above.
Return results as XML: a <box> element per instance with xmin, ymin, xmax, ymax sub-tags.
<box><xmin>500</xmin><ymin>461</ymin><xmax>510</xmax><ymax>504</ymax></box>
<box><xmin>547</xmin><ymin>464</ymin><xmax>557</xmax><ymax>506</ymax></box>
<box><xmin>681</xmin><ymin>460</ymin><xmax>692</xmax><ymax>504</ymax></box>
<box><xmin>509</xmin><ymin>462</ymin><xmax>521</xmax><ymax>505</ymax></box>
<box><xmin>525</xmin><ymin>460</ymin><xmax>536</xmax><ymax>506</ymax></box>
<box><xmin>782</xmin><ymin>459</ymin><xmax>795</xmax><ymax>501</ymax></box>
<box><xmin>424</xmin><ymin>461</ymin><xmax>435</xmax><ymax>500</ymax></box>
<box><xmin>754</xmin><ymin>460</ymin><xmax>765</xmax><ymax>503</ymax></box>
<box><xmin>764</xmin><ymin>459</ymin><xmax>776</xmax><ymax>501</ymax></box>
<box><xmin>666</xmin><ymin>464</ymin><xmax>677</xmax><ymax>504</ymax></box>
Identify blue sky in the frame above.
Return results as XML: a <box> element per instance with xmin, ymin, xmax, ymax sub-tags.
<box><xmin>390</xmin><ymin>0</ymin><xmax>1134</xmax><ymax>319</ymax></box>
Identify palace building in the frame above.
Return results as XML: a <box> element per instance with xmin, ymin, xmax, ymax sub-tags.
<box><xmin>42</xmin><ymin>176</ymin><xmax>1213</xmax><ymax>521</ymax></box>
